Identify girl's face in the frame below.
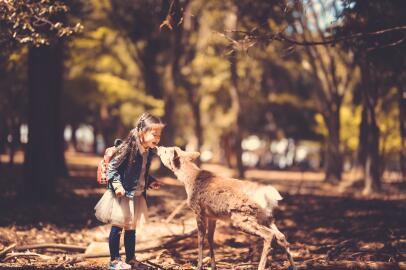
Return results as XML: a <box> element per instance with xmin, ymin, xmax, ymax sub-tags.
<box><xmin>140</xmin><ymin>126</ymin><xmax>162</xmax><ymax>149</ymax></box>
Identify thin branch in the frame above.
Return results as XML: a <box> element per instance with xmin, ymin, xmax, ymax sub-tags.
<box><xmin>3</xmin><ymin>251</ymin><xmax>53</xmax><ymax>262</ymax></box>
<box><xmin>0</xmin><ymin>243</ymin><xmax>16</xmax><ymax>258</ymax></box>
<box><xmin>367</xmin><ymin>36</ymin><xmax>406</xmax><ymax>52</ymax></box>
<box><xmin>56</xmin><ymin>229</ymin><xmax>198</xmax><ymax>267</ymax></box>
<box><xmin>15</xmin><ymin>243</ymin><xmax>87</xmax><ymax>253</ymax></box>
<box><xmin>160</xmin><ymin>0</ymin><xmax>178</xmax><ymax>30</ymax></box>
<box><xmin>221</xmin><ymin>24</ymin><xmax>406</xmax><ymax>47</ymax></box>
<box><xmin>299</xmin><ymin>260</ymin><xmax>406</xmax><ymax>270</ymax></box>
<box><xmin>276</xmin><ymin>25</ymin><xmax>406</xmax><ymax>46</ymax></box>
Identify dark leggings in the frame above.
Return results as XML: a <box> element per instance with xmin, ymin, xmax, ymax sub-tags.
<box><xmin>109</xmin><ymin>225</ymin><xmax>136</xmax><ymax>261</ymax></box>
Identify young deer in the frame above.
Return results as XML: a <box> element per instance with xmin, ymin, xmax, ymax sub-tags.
<box><xmin>157</xmin><ymin>146</ymin><xmax>296</xmax><ymax>270</ymax></box>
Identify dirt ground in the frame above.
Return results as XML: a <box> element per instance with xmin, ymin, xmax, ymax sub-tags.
<box><xmin>0</xmin><ymin>151</ymin><xmax>405</xmax><ymax>269</ymax></box>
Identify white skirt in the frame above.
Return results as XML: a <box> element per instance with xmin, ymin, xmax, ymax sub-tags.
<box><xmin>94</xmin><ymin>190</ymin><xmax>149</xmax><ymax>230</ymax></box>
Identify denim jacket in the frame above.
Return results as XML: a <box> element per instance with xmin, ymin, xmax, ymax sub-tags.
<box><xmin>107</xmin><ymin>148</ymin><xmax>156</xmax><ymax>198</ymax></box>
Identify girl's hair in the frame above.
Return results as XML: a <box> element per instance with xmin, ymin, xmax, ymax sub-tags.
<box><xmin>111</xmin><ymin>112</ymin><xmax>164</xmax><ymax>170</ymax></box>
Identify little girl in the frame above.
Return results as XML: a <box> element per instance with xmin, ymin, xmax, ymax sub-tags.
<box><xmin>94</xmin><ymin>112</ymin><xmax>165</xmax><ymax>270</ymax></box>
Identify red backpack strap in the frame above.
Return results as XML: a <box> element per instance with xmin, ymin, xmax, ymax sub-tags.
<box><xmin>97</xmin><ymin>146</ymin><xmax>118</xmax><ymax>185</ymax></box>
<box><xmin>104</xmin><ymin>146</ymin><xmax>117</xmax><ymax>162</ymax></box>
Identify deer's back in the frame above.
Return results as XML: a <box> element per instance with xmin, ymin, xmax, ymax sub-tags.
<box><xmin>190</xmin><ymin>172</ymin><xmax>266</xmax><ymax>221</ymax></box>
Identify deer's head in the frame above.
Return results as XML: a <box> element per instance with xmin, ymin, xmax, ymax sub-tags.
<box><xmin>157</xmin><ymin>146</ymin><xmax>200</xmax><ymax>172</ymax></box>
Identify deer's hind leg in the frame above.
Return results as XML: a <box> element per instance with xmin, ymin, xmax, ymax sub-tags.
<box><xmin>196</xmin><ymin>215</ymin><xmax>208</xmax><ymax>270</ymax></box>
<box><xmin>230</xmin><ymin>213</ymin><xmax>275</xmax><ymax>270</ymax></box>
<box><xmin>270</xmin><ymin>223</ymin><xmax>296</xmax><ymax>270</ymax></box>
<box><xmin>207</xmin><ymin>219</ymin><xmax>217</xmax><ymax>270</ymax></box>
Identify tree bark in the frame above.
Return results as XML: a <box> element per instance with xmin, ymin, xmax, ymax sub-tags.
<box><xmin>8</xmin><ymin>121</ymin><xmax>20</xmax><ymax>166</ymax></box>
<box><xmin>71</xmin><ymin>122</ymin><xmax>78</xmax><ymax>151</ymax></box>
<box><xmin>220</xmin><ymin>132</ymin><xmax>233</xmax><ymax>168</ymax></box>
<box><xmin>360</xmin><ymin>60</ymin><xmax>381</xmax><ymax>195</ymax></box>
<box><xmin>92</xmin><ymin>124</ymin><xmax>99</xmax><ymax>154</ymax></box>
<box><xmin>229</xmin><ymin>52</ymin><xmax>245</xmax><ymax>178</ymax></box>
<box><xmin>23</xmin><ymin>42</ymin><xmax>64</xmax><ymax>201</ymax></box>
<box><xmin>357</xmin><ymin>107</ymin><xmax>368</xmax><ymax>168</ymax></box>
<box><xmin>398</xmin><ymin>83</ymin><xmax>406</xmax><ymax>181</ymax></box>
<box><xmin>140</xmin><ymin>39</ymin><xmax>163</xmax><ymax>100</ymax></box>
<box><xmin>161</xmin><ymin>64</ymin><xmax>176</xmax><ymax>146</ymax></box>
<box><xmin>171</xmin><ymin>1</ymin><xmax>203</xmax><ymax>162</ymax></box>
<box><xmin>324</xmin><ymin>98</ymin><xmax>343</xmax><ymax>183</ymax></box>
<box><xmin>0</xmin><ymin>116</ymin><xmax>6</xmax><ymax>158</ymax></box>
<box><xmin>57</xmin><ymin>121</ymin><xmax>68</xmax><ymax>176</ymax></box>
<box><xmin>364</xmin><ymin>125</ymin><xmax>380</xmax><ymax>195</ymax></box>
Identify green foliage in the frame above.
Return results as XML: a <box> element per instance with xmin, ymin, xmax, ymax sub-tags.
<box><xmin>0</xmin><ymin>0</ymin><xmax>82</xmax><ymax>46</ymax></box>
<box><xmin>2</xmin><ymin>0</ymin><xmax>402</xmax><ymax>164</ymax></box>
<box><xmin>64</xmin><ymin>17</ymin><xmax>164</xmax><ymax>138</ymax></box>
<box><xmin>0</xmin><ymin>47</ymin><xmax>27</xmax><ymax>124</ymax></box>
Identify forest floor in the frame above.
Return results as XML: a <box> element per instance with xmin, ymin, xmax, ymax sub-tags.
<box><xmin>0</xmin><ymin>151</ymin><xmax>405</xmax><ymax>270</ymax></box>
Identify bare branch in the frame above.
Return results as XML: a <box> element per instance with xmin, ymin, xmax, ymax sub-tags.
<box><xmin>3</xmin><ymin>251</ymin><xmax>53</xmax><ymax>262</ymax></box>
<box><xmin>160</xmin><ymin>0</ymin><xmax>180</xmax><ymax>30</ymax></box>
<box><xmin>15</xmin><ymin>243</ymin><xmax>87</xmax><ymax>253</ymax></box>
<box><xmin>0</xmin><ymin>243</ymin><xmax>16</xmax><ymax>258</ymax></box>
<box><xmin>276</xmin><ymin>25</ymin><xmax>406</xmax><ymax>46</ymax></box>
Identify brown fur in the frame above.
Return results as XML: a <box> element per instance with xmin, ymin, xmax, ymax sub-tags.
<box><xmin>157</xmin><ymin>146</ymin><xmax>296</xmax><ymax>270</ymax></box>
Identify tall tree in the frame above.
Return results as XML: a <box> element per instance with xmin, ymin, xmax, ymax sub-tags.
<box><xmin>341</xmin><ymin>0</ymin><xmax>406</xmax><ymax>193</ymax></box>
<box><xmin>107</xmin><ymin>0</ymin><xmax>180</xmax><ymax>146</ymax></box>
<box><xmin>0</xmin><ymin>0</ymin><xmax>80</xmax><ymax>200</ymax></box>
<box><xmin>24</xmin><ymin>43</ymin><xmax>65</xmax><ymax>200</ymax></box>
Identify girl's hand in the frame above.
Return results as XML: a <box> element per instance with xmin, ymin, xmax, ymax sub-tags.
<box><xmin>149</xmin><ymin>181</ymin><xmax>161</xmax><ymax>190</ymax></box>
<box><xmin>115</xmin><ymin>186</ymin><xmax>125</xmax><ymax>197</ymax></box>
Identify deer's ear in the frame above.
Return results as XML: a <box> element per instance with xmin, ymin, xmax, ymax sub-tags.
<box><xmin>173</xmin><ymin>149</ymin><xmax>180</xmax><ymax>169</ymax></box>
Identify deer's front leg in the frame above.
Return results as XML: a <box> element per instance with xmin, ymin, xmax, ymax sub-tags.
<box><xmin>196</xmin><ymin>214</ymin><xmax>207</xmax><ymax>270</ymax></box>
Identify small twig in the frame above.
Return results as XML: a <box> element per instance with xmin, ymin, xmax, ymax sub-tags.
<box><xmin>326</xmin><ymin>239</ymin><xmax>357</xmax><ymax>261</ymax></box>
<box><xmin>3</xmin><ymin>251</ymin><xmax>53</xmax><ymax>262</ymax></box>
<box><xmin>0</xmin><ymin>243</ymin><xmax>16</xmax><ymax>258</ymax></box>
<box><xmin>57</xmin><ymin>229</ymin><xmax>198</xmax><ymax>266</ymax></box>
<box><xmin>15</xmin><ymin>243</ymin><xmax>87</xmax><ymax>253</ymax></box>
<box><xmin>160</xmin><ymin>0</ymin><xmax>180</xmax><ymax>30</ymax></box>
<box><xmin>145</xmin><ymin>259</ymin><xmax>167</xmax><ymax>270</ymax></box>
<box><xmin>300</xmin><ymin>260</ymin><xmax>406</xmax><ymax>270</ymax></box>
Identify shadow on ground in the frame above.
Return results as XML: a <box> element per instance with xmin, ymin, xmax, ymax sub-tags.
<box><xmin>0</xmin><ymin>160</ymin><xmax>405</xmax><ymax>269</ymax></box>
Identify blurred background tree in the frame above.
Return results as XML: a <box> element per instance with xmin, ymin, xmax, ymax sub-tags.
<box><xmin>1</xmin><ymin>0</ymin><xmax>82</xmax><ymax>201</ymax></box>
<box><xmin>1</xmin><ymin>0</ymin><xmax>404</xmax><ymax>202</ymax></box>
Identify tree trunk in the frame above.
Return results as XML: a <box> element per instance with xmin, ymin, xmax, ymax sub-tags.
<box><xmin>363</xmin><ymin>113</ymin><xmax>381</xmax><ymax>195</ymax></box>
<box><xmin>0</xmin><ymin>116</ymin><xmax>6</xmax><ymax>157</ymax></box>
<box><xmin>235</xmin><ymin>118</ymin><xmax>244</xmax><ymax>178</ymax></box>
<box><xmin>71</xmin><ymin>123</ymin><xmax>78</xmax><ymax>151</ymax></box>
<box><xmin>229</xmin><ymin>53</ymin><xmax>245</xmax><ymax>178</ymax></box>
<box><xmin>140</xmin><ymin>40</ymin><xmax>162</xmax><ymax>100</ymax></box>
<box><xmin>361</xmin><ymin>61</ymin><xmax>381</xmax><ymax>195</ymax></box>
<box><xmin>93</xmin><ymin>125</ymin><xmax>99</xmax><ymax>154</ymax></box>
<box><xmin>357</xmin><ymin>107</ymin><xmax>368</xmax><ymax>168</ymax></box>
<box><xmin>192</xmin><ymin>104</ymin><xmax>203</xmax><ymax>155</ymax></box>
<box><xmin>23</xmin><ymin>43</ymin><xmax>64</xmax><ymax>201</ymax></box>
<box><xmin>220</xmin><ymin>133</ymin><xmax>233</xmax><ymax>168</ymax></box>
<box><xmin>161</xmin><ymin>64</ymin><xmax>176</xmax><ymax>146</ymax></box>
<box><xmin>398</xmin><ymin>83</ymin><xmax>406</xmax><ymax>181</ymax></box>
<box><xmin>185</xmin><ymin>87</ymin><xmax>203</xmax><ymax>166</ymax></box>
<box><xmin>57</xmin><ymin>122</ymin><xmax>68</xmax><ymax>177</ymax></box>
<box><xmin>0</xmin><ymin>121</ymin><xmax>4</xmax><ymax>166</ymax></box>
<box><xmin>171</xmin><ymin>1</ymin><xmax>203</xmax><ymax>163</ymax></box>
<box><xmin>8</xmin><ymin>121</ymin><xmax>20</xmax><ymax>166</ymax></box>
<box><xmin>324</xmin><ymin>99</ymin><xmax>342</xmax><ymax>183</ymax></box>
